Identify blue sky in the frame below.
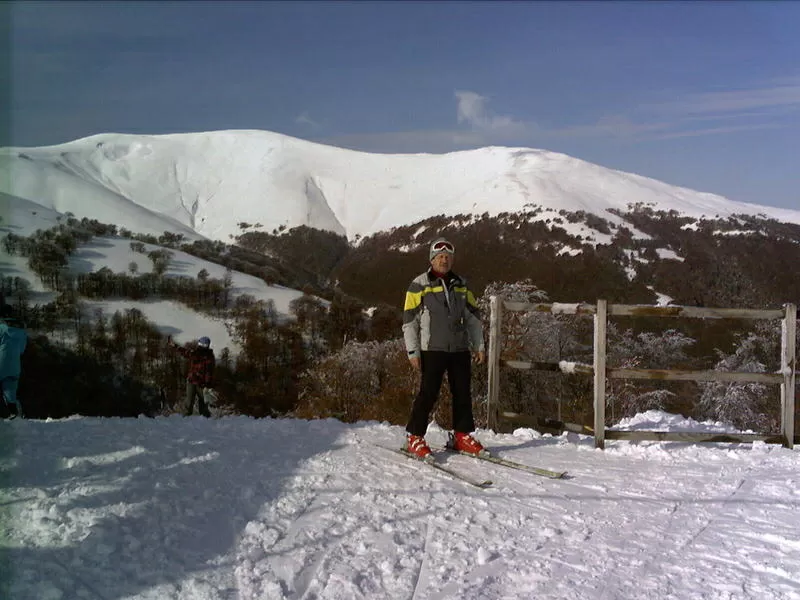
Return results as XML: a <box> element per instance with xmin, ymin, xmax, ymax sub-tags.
<box><xmin>4</xmin><ymin>1</ymin><xmax>799</xmax><ymax>209</ymax></box>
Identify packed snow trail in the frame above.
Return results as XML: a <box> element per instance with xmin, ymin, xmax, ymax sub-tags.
<box><xmin>2</xmin><ymin>414</ymin><xmax>800</xmax><ymax>599</ymax></box>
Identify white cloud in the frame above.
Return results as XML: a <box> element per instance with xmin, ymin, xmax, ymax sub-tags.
<box><xmin>568</xmin><ymin>76</ymin><xmax>798</xmax><ymax>142</ymax></box>
<box><xmin>547</xmin><ymin>75</ymin><xmax>800</xmax><ymax>143</ymax></box>
<box><xmin>320</xmin><ymin>92</ymin><xmax>534</xmax><ymax>153</ymax></box>
<box><xmin>454</xmin><ymin>90</ymin><xmax>528</xmax><ymax>137</ymax></box>
<box><xmin>545</xmin><ymin>116</ymin><xmax>671</xmax><ymax>140</ymax></box>
<box><xmin>455</xmin><ymin>91</ymin><xmax>489</xmax><ymax>127</ymax></box>
<box><xmin>295</xmin><ymin>112</ymin><xmax>320</xmax><ymax>129</ymax></box>
<box><xmin>650</xmin><ymin>122</ymin><xmax>784</xmax><ymax>141</ymax></box>
<box><xmin>655</xmin><ymin>78</ymin><xmax>800</xmax><ymax>117</ymax></box>
<box><xmin>623</xmin><ymin>74</ymin><xmax>800</xmax><ymax>141</ymax></box>
<box><xmin>328</xmin><ymin>75</ymin><xmax>800</xmax><ymax>156</ymax></box>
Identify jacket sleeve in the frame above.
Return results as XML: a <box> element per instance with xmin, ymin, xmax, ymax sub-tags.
<box><xmin>463</xmin><ymin>286</ymin><xmax>485</xmax><ymax>352</ymax></box>
<box><xmin>402</xmin><ymin>280</ymin><xmax>423</xmax><ymax>358</ymax></box>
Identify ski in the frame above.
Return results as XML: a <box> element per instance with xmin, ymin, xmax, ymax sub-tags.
<box><xmin>376</xmin><ymin>446</ymin><xmax>493</xmax><ymax>489</ymax></box>
<box><xmin>437</xmin><ymin>446</ymin><xmax>567</xmax><ymax>479</ymax></box>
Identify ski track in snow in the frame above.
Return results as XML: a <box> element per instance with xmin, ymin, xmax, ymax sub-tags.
<box><xmin>3</xmin><ymin>416</ymin><xmax>800</xmax><ymax>599</ymax></box>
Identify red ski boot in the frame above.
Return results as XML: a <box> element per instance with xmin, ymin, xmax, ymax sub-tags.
<box><xmin>451</xmin><ymin>432</ymin><xmax>486</xmax><ymax>456</ymax></box>
<box><xmin>406</xmin><ymin>434</ymin><xmax>433</xmax><ymax>460</ymax></box>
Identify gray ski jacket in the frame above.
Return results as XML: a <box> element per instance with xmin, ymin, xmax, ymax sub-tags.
<box><xmin>402</xmin><ymin>269</ymin><xmax>484</xmax><ymax>358</ymax></box>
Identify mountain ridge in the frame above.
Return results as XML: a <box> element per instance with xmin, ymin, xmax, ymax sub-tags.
<box><xmin>3</xmin><ymin>129</ymin><xmax>799</xmax><ymax>244</ymax></box>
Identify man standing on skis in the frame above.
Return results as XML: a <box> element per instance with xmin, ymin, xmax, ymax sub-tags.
<box><xmin>167</xmin><ymin>335</ymin><xmax>215</xmax><ymax>417</ymax></box>
<box><xmin>402</xmin><ymin>237</ymin><xmax>486</xmax><ymax>459</ymax></box>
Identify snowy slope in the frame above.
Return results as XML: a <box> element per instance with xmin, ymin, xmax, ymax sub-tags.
<box><xmin>0</xmin><ymin>232</ymin><xmax>305</xmax><ymax>352</ymax></box>
<box><xmin>3</xmin><ymin>130</ymin><xmax>800</xmax><ymax>243</ymax></box>
<box><xmin>3</xmin><ymin>413</ymin><xmax>800</xmax><ymax>600</ymax></box>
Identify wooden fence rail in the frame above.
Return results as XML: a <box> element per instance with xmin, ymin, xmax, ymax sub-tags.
<box><xmin>486</xmin><ymin>298</ymin><xmax>797</xmax><ymax>449</ymax></box>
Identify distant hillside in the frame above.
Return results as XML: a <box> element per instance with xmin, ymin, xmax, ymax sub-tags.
<box><xmin>333</xmin><ymin>207</ymin><xmax>800</xmax><ymax>314</ymax></box>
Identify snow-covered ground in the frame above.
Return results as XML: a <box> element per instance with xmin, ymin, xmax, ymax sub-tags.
<box><xmin>3</xmin><ymin>412</ymin><xmax>800</xmax><ymax>599</ymax></box>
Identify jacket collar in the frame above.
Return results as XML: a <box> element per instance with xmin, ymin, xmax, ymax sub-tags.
<box><xmin>426</xmin><ymin>268</ymin><xmax>461</xmax><ymax>285</ymax></box>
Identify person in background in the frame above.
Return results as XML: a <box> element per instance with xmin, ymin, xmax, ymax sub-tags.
<box><xmin>0</xmin><ymin>304</ymin><xmax>28</xmax><ymax>419</ymax></box>
<box><xmin>402</xmin><ymin>237</ymin><xmax>486</xmax><ymax>459</ymax></box>
<box><xmin>167</xmin><ymin>335</ymin><xmax>215</xmax><ymax>417</ymax></box>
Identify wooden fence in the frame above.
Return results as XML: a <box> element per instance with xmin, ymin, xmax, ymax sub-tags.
<box><xmin>486</xmin><ymin>298</ymin><xmax>797</xmax><ymax>449</ymax></box>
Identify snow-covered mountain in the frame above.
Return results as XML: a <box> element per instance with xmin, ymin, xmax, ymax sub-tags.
<box><xmin>3</xmin><ymin>130</ymin><xmax>800</xmax><ymax>243</ymax></box>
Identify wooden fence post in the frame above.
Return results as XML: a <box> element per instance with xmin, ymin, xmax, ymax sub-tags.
<box><xmin>486</xmin><ymin>295</ymin><xmax>502</xmax><ymax>431</ymax></box>
<box><xmin>594</xmin><ymin>299</ymin><xmax>607</xmax><ymax>449</ymax></box>
<box><xmin>781</xmin><ymin>303</ymin><xmax>796</xmax><ymax>449</ymax></box>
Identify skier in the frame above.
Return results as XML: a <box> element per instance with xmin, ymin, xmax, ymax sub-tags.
<box><xmin>167</xmin><ymin>335</ymin><xmax>215</xmax><ymax>417</ymax></box>
<box><xmin>402</xmin><ymin>237</ymin><xmax>486</xmax><ymax>459</ymax></box>
<box><xmin>0</xmin><ymin>304</ymin><xmax>28</xmax><ymax>419</ymax></box>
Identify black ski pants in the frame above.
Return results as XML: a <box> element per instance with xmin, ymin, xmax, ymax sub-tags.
<box><xmin>406</xmin><ymin>350</ymin><xmax>474</xmax><ymax>437</ymax></box>
<box><xmin>184</xmin><ymin>381</ymin><xmax>210</xmax><ymax>417</ymax></box>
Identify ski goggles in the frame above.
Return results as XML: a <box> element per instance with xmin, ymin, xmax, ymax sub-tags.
<box><xmin>431</xmin><ymin>241</ymin><xmax>455</xmax><ymax>254</ymax></box>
